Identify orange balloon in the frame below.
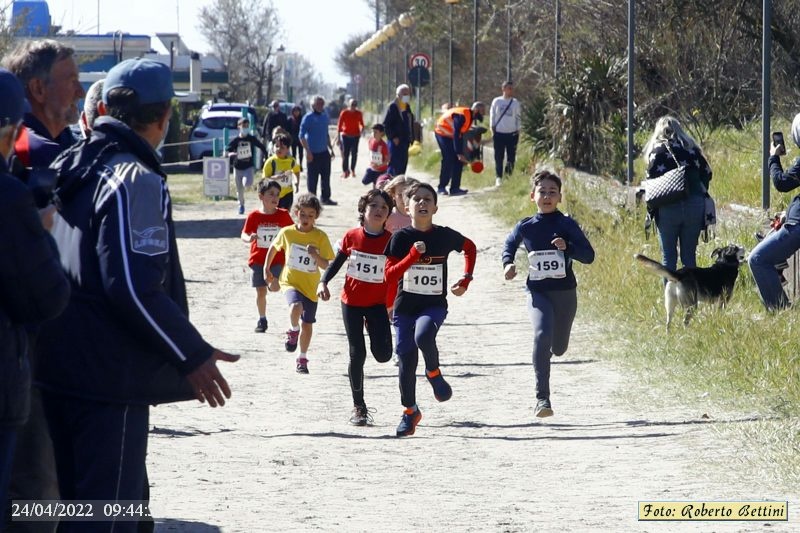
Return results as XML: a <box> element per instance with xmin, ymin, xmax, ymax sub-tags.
<box><xmin>470</xmin><ymin>161</ymin><xmax>484</xmax><ymax>173</ymax></box>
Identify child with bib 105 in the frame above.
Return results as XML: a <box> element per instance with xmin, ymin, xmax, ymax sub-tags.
<box><xmin>241</xmin><ymin>179</ymin><xmax>294</xmax><ymax>333</ymax></box>
<box><xmin>501</xmin><ymin>170</ymin><xmax>594</xmax><ymax>418</ymax></box>
<box><xmin>262</xmin><ymin>133</ymin><xmax>301</xmax><ymax>210</ymax></box>
<box><xmin>361</xmin><ymin>123</ymin><xmax>389</xmax><ymax>188</ymax></box>
<box><xmin>317</xmin><ymin>189</ymin><xmax>395</xmax><ymax>426</ymax></box>
<box><xmin>265</xmin><ymin>193</ymin><xmax>335</xmax><ymax>373</ymax></box>
<box><xmin>384</xmin><ymin>182</ymin><xmax>477</xmax><ymax>437</ymax></box>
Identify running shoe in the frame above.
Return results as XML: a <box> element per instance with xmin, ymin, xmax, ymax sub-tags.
<box><xmin>296</xmin><ymin>357</ymin><xmax>309</xmax><ymax>374</ymax></box>
<box><xmin>495</xmin><ymin>177</ymin><xmax>503</xmax><ymax>187</ymax></box>
<box><xmin>437</xmin><ymin>187</ymin><xmax>449</xmax><ymax>196</ymax></box>
<box><xmin>349</xmin><ymin>405</ymin><xmax>374</xmax><ymax>426</ymax></box>
<box><xmin>238</xmin><ymin>204</ymin><xmax>245</xmax><ymax>215</ymax></box>
<box><xmin>426</xmin><ymin>368</ymin><xmax>452</xmax><ymax>402</ymax></box>
<box><xmin>254</xmin><ymin>317</ymin><xmax>268</xmax><ymax>333</ymax></box>
<box><xmin>535</xmin><ymin>398</ymin><xmax>554</xmax><ymax>418</ymax></box>
<box><xmin>285</xmin><ymin>329</ymin><xmax>299</xmax><ymax>352</ymax></box>
<box><xmin>321</xmin><ymin>198</ymin><xmax>338</xmax><ymax>206</ymax></box>
<box><xmin>396</xmin><ymin>407</ymin><xmax>422</xmax><ymax>437</ymax></box>
<box><xmin>449</xmin><ymin>188</ymin><xmax>469</xmax><ymax>196</ymax></box>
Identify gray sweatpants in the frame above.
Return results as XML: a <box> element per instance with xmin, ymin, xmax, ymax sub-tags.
<box><xmin>526</xmin><ymin>288</ymin><xmax>577</xmax><ymax>400</ymax></box>
<box><xmin>234</xmin><ymin>167</ymin><xmax>255</xmax><ymax>207</ymax></box>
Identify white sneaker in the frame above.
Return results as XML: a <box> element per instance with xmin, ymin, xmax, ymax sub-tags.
<box><xmin>495</xmin><ymin>178</ymin><xmax>502</xmax><ymax>187</ymax></box>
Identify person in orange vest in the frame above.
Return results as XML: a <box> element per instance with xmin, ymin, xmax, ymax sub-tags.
<box><xmin>434</xmin><ymin>102</ymin><xmax>486</xmax><ymax>196</ymax></box>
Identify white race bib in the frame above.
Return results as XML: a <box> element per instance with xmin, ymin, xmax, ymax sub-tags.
<box><xmin>346</xmin><ymin>251</ymin><xmax>386</xmax><ymax>283</ymax></box>
<box><xmin>403</xmin><ymin>264</ymin><xmax>444</xmax><ymax>295</ymax></box>
<box><xmin>275</xmin><ymin>170</ymin><xmax>293</xmax><ymax>188</ymax></box>
<box><xmin>288</xmin><ymin>243</ymin><xmax>317</xmax><ymax>273</ymax></box>
<box><xmin>256</xmin><ymin>225</ymin><xmax>280</xmax><ymax>249</ymax></box>
<box><xmin>237</xmin><ymin>142</ymin><xmax>252</xmax><ymax>159</ymax></box>
<box><xmin>528</xmin><ymin>250</ymin><xmax>566</xmax><ymax>280</ymax></box>
<box><xmin>370</xmin><ymin>150</ymin><xmax>383</xmax><ymax>165</ymax></box>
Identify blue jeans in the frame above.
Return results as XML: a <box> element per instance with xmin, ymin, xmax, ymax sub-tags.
<box><xmin>387</xmin><ymin>139</ymin><xmax>409</xmax><ymax>176</ymax></box>
<box><xmin>492</xmin><ymin>131</ymin><xmax>518</xmax><ymax>178</ymax></box>
<box><xmin>655</xmin><ymin>194</ymin><xmax>705</xmax><ymax>271</ymax></box>
<box><xmin>435</xmin><ymin>134</ymin><xmax>463</xmax><ymax>192</ymax></box>
<box><xmin>307</xmin><ymin>150</ymin><xmax>332</xmax><ymax>201</ymax></box>
<box><xmin>748</xmin><ymin>223</ymin><xmax>800</xmax><ymax>310</ymax></box>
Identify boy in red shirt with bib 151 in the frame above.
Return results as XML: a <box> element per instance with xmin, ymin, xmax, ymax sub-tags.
<box><xmin>361</xmin><ymin>123</ymin><xmax>389</xmax><ymax>188</ymax></box>
<box><xmin>241</xmin><ymin>179</ymin><xmax>294</xmax><ymax>333</ymax></box>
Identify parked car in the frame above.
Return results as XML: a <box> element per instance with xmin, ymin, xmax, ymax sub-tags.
<box><xmin>187</xmin><ymin>102</ymin><xmax>259</xmax><ymax>169</ymax></box>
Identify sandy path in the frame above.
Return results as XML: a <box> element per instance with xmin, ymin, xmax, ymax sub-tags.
<box><xmin>149</xmin><ymin>139</ymin><xmax>797</xmax><ymax>532</ymax></box>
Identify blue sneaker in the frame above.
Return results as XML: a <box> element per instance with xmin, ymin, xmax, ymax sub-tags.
<box><xmin>426</xmin><ymin>368</ymin><xmax>452</xmax><ymax>402</ymax></box>
<box><xmin>238</xmin><ymin>204</ymin><xmax>245</xmax><ymax>215</ymax></box>
<box><xmin>396</xmin><ymin>407</ymin><xmax>422</xmax><ymax>437</ymax></box>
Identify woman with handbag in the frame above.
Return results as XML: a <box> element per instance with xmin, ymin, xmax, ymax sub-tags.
<box><xmin>642</xmin><ymin>116</ymin><xmax>713</xmax><ymax>271</ymax></box>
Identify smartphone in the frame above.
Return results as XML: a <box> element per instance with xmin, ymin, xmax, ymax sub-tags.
<box><xmin>773</xmin><ymin>131</ymin><xmax>786</xmax><ymax>155</ymax></box>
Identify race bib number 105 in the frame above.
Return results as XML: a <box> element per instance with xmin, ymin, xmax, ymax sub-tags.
<box><xmin>403</xmin><ymin>264</ymin><xmax>444</xmax><ymax>295</ymax></box>
<box><xmin>527</xmin><ymin>250</ymin><xmax>566</xmax><ymax>280</ymax></box>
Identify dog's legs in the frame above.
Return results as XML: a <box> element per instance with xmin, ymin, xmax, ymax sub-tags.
<box><xmin>665</xmin><ymin>283</ymin><xmax>677</xmax><ymax>331</ymax></box>
<box><xmin>683</xmin><ymin>305</ymin><xmax>696</xmax><ymax>326</ymax></box>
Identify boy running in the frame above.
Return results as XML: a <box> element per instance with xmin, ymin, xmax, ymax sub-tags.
<box><xmin>385</xmin><ymin>182</ymin><xmax>477</xmax><ymax>437</ymax></box>
<box><xmin>361</xmin><ymin>124</ymin><xmax>389</xmax><ymax>188</ymax></box>
<box><xmin>266</xmin><ymin>193</ymin><xmax>335</xmax><ymax>373</ymax></box>
<box><xmin>241</xmin><ymin>179</ymin><xmax>294</xmax><ymax>333</ymax></box>
<box><xmin>502</xmin><ymin>170</ymin><xmax>595</xmax><ymax>418</ymax></box>
<box><xmin>262</xmin><ymin>133</ymin><xmax>301</xmax><ymax>209</ymax></box>
<box><xmin>317</xmin><ymin>189</ymin><xmax>395</xmax><ymax>425</ymax></box>
<box><xmin>228</xmin><ymin>117</ymin><xmax>268</xmax><ymax>214</ymax></box>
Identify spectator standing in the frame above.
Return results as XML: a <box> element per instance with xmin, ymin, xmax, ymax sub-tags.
<box><xmin>38</xmin><ymin>59</ymin><xmax>239</xmax><ymax>532</ymax></box>
<box><xmin>490</xmin><ymin>81</ymin><xmax>521</xmax><ymax>187</ymax></box>
<box><xmin>287</xmin><ymin>104</ymin><xmax>305</xmax><ymax>170</ymax></box>
<box><xmin>3</xmin><ymin>39</ymin><xmax>84</xmax><ymax>533</ymax></box>
<box><xmin>78</xmin><ymin>79</ymin><xmax>104</xmax><ymax>139</ymax></box>
<box><xmin>0</xmin><ymin>68</ymin><xmax>70</xmax><ymax>532</ymax></box>
<box><xmin>3</xmin><ymin>40</ymin><xmax>84</xmax><ymax>170</ymax></box>
<box><xmin>261</xmin><ymin>99</ymin><xmax>289</xmax><ymax>141</ymax></box>
<box><xmin>383</xmin><ymin>84</ymin><xmax>414</xmax><ymax>176</ymax></box>
<box><xmin>300</xmin><ymin>95</ymin><xmax>337</xmax><ymax>205</ymax></box>
<box><xmin>337</xmin><ymin>98</ymin><xmax>364</xmax><ymax>178</ymax></box>
<box><xmin>434</xmin><ymin>102</ymin><xmax>486</xmax><ymax>196</ymax></box>
<box><xmin>642</xmin><ymin>115</ymin><xmax>712</xmax><ymax>273</ymax></box>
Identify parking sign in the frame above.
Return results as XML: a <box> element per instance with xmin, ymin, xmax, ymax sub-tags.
<box><xmin>203</xmin><ymin>157</ymin><xmax>230</xmax><ymax>197</ymax></box>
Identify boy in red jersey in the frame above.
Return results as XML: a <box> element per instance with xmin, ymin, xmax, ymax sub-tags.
<box><xmin>241</xmin><ymin>179</ymin><xmax>294</xmax><ymax>333</ymax></box>
<box><xmin>361</xmin><ymin>124</ymin><xmax>389</xmax><ymax>188</ymax></box>
<box><xmin>317</xmin><ymin>189</ymin><xmax>395</xmax><ymax>425</ymax></box>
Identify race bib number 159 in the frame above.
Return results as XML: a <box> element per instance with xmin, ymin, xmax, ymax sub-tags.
<box><xmin>528</xmin><ymin>250</ymin><xmax>566</xmax><ymax>280</ymax></box>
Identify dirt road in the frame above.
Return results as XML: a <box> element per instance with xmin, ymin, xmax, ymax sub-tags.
<box><xmin>149</xmin><ymin>140</ymin><xmax>797</xmax><ymax>532</ymax></box>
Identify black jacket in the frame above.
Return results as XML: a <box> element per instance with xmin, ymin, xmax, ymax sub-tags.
<box><xmin>0</xmin><ymin>157</ymin><xmax>70</xmax><ymax>428</ymax></box>
<box><xmin>261</xmin><ymin>111</ymin><xmax>289</xmax><ymax>140</ymax></box>
<box><xmin>383</xmin><ymin>101</ymin><xmax>414</xmax><ymax>146</ymax></box>
<box><xmin>36</xmin><ymin>117</ymin><xmax>213</xmax><ymax>405</ymax></box>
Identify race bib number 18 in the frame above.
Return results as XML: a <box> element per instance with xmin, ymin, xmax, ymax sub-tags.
<box><xmin>288</xmin><ymin>243</ymin><xmax>318</xmax><ymax>273</ymax></box>
<box><xmin>403</xmin><ymin>264</ymin><xmax>444</xmax><ymax>295</ymax></box>
<box><xmin>528</xmin><ymin>250</ymin><xmax>566</xmax><ymax>280</ymax></box>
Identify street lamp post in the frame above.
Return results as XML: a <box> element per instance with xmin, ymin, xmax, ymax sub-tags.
<box><xmin>472</xmin><ymin>0</ymin><xmax>478</xmax><ymax>102</ymax></box>
<box><xmin>446</xmin><ymin>0</ymin><xmax>459</xmax><ymax>106</ymax></box>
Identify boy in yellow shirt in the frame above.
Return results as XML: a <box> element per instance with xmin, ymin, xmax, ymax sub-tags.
<box><xmin>265</xmin><ymin>193</ymin><xmax>335</xmax><ymax>373</ymax></box>
<box><xmin>262</xmin><ymin>133</ymin><xmax>301</xmax><ymax>209</ymax></box>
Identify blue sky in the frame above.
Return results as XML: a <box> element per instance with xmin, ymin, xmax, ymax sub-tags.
<box><xmin>42</xmin><ymin>0</ymin><xmax>376</xmax><ymax>85</ymax></box>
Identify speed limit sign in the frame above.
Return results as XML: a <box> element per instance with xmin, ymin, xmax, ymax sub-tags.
<box><xmin>408</xmin><ymin>53</ymin><xmax>431</xmax><ymax>69</ymax></box>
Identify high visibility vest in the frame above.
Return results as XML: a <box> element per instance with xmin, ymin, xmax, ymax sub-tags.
<box><xmin>434</xmin><ymin>107</ymin><xmax>472</xmax><ymax>138</ymax></box>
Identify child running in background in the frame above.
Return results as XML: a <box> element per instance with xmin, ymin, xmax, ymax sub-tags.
<box><xmin>241</xmin><ymin>179</ymin><xmax>294</xmax><ymax>333</ymax></box>
<box><xmin>502</xmin><ymin>170</ymin><xmax>595</xmax><ymax>418</ymax></box>
<box><xmin>382</xmin><ymin>175</ymin><xmax>418</xmax><ymax>234</ymax></box>
<box><xmin>263</xmin><ymin>133</ymin><xmax>301</xmax><ymax>209</ymax></box>
<box><xmin>361</xmin><ymin>124</ymin><xmax>389</xmax><ymax>188</ymax></box>
<box><xmin>317</xmin><ymin>189</ymin><xmax>395</xmax><ymax>425</ymax></box>
<box><xmin>385</xmin><ymin>182</ymin><xmax>477</xmax><ymax>437</ymax></box>
<box><xmin>228</xmin><ymin>117</ymin><xmax>268</xmax><ymax>215</ymax></box>
<box><xmin>266</xmin><ymin>193</ymin><xmax>335</xmax><ymax>373</ymax></box>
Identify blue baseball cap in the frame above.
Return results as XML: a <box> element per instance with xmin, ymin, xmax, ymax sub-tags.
<box><xmin>0</xmin><ymin>68</ymin><xmax>25</xmax><ymax>126</ymax></box>
<box><xmin>103</xmin><ymin>58</ymin><xmax>175</xmax><ymax>105</ymax></box>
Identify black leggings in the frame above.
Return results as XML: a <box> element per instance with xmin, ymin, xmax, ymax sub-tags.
<box><xmin>341</xmin><ymin>135</ymin><xmax>359</xmax><ymax>173</ymax></box>
<box><xmin>341</xmin><ymin>302</ymin><xmax>393</xmax><ymax>407</ymax></box>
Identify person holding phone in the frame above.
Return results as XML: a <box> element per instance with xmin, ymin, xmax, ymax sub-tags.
<box><xmin>749</xmin><ymin>114</ymin><xmax>800</xmax><ymax>310</ymax></box>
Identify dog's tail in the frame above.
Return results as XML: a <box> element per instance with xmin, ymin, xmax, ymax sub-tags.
<box><xmin>634</xmin><ymin>254</ymin><xmax>680</xmax><ymax>282</ymax></box>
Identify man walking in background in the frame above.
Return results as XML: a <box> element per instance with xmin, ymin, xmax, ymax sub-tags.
<box><xmin>300</xmin><ymin>95</ymin><xmax>337</xmax><ymax>205</ymax></box>
<box><xmin>490</xmin><ymin>81</ymin><xmax>521</xmax><ymax>187</ymax></box>
<box><xmin>383</xmin><ymin>84</ymin><xmax>414</xmax><ymax>176</ymax></box>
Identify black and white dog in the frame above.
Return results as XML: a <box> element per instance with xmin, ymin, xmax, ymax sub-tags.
<box><xmin>634</xmin><ymin>245</ymin><xmax>746</xmax><ymax>328</ymax></box>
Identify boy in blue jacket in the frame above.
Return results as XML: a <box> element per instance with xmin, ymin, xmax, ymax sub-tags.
<box><xmin>502</xmin><ymin>170</ymin><xmax>595</xmax><ymax>418</ymax></box>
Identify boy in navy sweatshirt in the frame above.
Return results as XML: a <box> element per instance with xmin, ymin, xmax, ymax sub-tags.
<box><xmin>502</xmin><ymin>170</ymin><xmax>595</xmax><ymax>418</ymax></box>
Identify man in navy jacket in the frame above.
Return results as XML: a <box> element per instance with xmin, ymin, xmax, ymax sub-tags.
<box><xmin>37</xmin><ymin>59</ymin><xmax>239</xmax><ymax>529</ymax></box>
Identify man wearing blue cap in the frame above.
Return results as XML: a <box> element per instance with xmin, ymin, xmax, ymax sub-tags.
<box><xmin>0</xmin><ymin>68</ymin><xmax>70</xmax><ymax>528</ymax></box>
<box><xmin>36</xmin><ymin>59</ymin><xmax>239</xmax><ymax>530</ymax></box>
